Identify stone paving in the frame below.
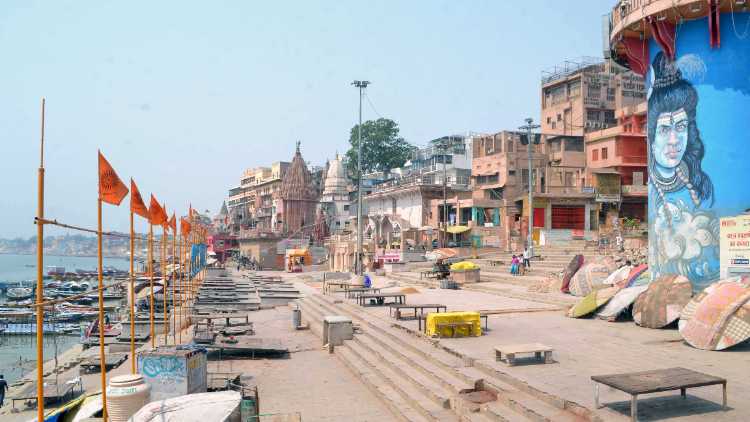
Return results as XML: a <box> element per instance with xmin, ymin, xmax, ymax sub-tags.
<box><xmin>335</xmin><ymin>274</ymin><xmax>750</xmax><ymax>421</ymax></box>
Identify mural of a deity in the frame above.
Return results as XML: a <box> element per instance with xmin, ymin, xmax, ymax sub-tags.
<box><xmin>648</xmin><ymin>52</ymin><xmax>720</xmax><ymax>291</ymax></box>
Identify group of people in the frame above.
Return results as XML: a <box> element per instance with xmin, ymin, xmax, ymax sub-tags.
<box><xmin>510</xmin><ymin>247</ymin><xmax>531</xmax><ymax>276</ymax></box>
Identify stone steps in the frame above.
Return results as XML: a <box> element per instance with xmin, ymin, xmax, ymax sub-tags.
<box><xmin>300</xmin><ymin>291</ymin><xmax>587</xmax><ymax>421</ymax></box>
<box><xmin>301</xmin><ymin>296</ymin><xmax>453</xmax><ymax>421</ymax></box>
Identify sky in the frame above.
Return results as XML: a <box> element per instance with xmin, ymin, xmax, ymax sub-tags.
<box><xmin>0</xmin><ymin>0</ymin><xmax>608</xmax><ymax>238</ymax></box>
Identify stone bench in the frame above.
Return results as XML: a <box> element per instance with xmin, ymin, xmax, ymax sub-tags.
<box><xmin>495</xmin><ymin>343</ymin><xmax>553</xmax><ymax>366</ymax></box>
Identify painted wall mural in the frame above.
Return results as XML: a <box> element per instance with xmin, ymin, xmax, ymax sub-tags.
<box><xmin>648</xmin><ymin>16</ymin><xmax>750</xmax><ymax>292</ymax></box>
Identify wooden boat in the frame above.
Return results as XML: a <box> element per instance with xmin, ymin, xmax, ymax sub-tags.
<box><xmin>6</xmin><ymin>287</ymin><xmax>33</xmax><ymax>301</ymax></box>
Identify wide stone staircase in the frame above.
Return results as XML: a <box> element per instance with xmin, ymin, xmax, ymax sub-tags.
<box><xmin>298</xmin><ymin>291</ymin><xmax>591</xmax><ymax>422</ymax></box>
<box><xmin>383</xmin><ymin>244</ymin><xmax>602</xmax><ymax>308</ymax></box>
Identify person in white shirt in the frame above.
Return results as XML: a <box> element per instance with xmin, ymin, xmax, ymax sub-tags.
<box><xmin>522</xmin><ymin>247</ymin><xmax>531</xmax><ymax>270</ymax></box>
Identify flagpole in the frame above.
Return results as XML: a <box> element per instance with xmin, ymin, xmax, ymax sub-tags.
<box><xmin>35</xmin><ymin>97</ymin><xmax>46</xmax><ymax>422</ymax></box>
<box><xmin>129</xmin><ymin>209</ymin><xmax>136</xmax><ymax>373</ymax></box>
<box><xmin>97</xmin><ymin>197</ymin><xmax>108</xmax><ymax>421</ymax></box>
<box><xmin>172</xmin><ymin>226</ymin><xmax>176</xmax><ymax>344</ymax></box>
<box><xmin>162</xmin><ymin>224</ymin><xmax>168</xmax><ymax>346</ymax></box>
<box><xmin>149</xmin><ymin>224</ymin><xmax>155</xmax><ymax>348</ymax></box>
<box><xmin>177</xmin><ymin>233</ymin><xmax>182</xmax><ymax>344</ymax></box>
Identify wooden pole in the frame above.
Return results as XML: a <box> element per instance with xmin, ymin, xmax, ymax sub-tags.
<box><xmin>96</xmin><ymin>198</ymin><xmax>108</xmax><ymax>421</ymax></box>
<box><xmin>162</xmin><ymin>225</ymin><xmax>168</xmax><ymax>346</ymax></box>
<box><xmin>35</xmin><ymin>97</ymin><xmax>45</xmax><ymax>422</ymax></box>
<box><xmin>149</xmin><ymin>224</ymin><xmax>154</xmax><ymax>347</ymax></box>
<box><xmin>129</xmin><ymin>210</ymin><xmax>136</xmax><ymax>373</ymax></box>
<box><xmin>172</xmin><ymin>228</ymin><xmax>176</xmax><ymax>344</ymax></box>
<box><xmin>178</xmin><ymin>233</ymin><xmax>182</xmax><ymax>344</ymax></box>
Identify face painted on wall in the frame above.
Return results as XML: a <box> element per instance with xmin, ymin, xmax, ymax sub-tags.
<box><xmin>652</xmin><ymin>108</ymin><xmax>688</xmax><ymax>173</ymax></box>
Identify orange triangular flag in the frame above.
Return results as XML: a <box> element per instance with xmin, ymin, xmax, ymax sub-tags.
<box><xmin>168</xmin><ymin>213</ymin><xmax>176</xmax><ymax>233</ymax></box>
<box><xmin>149</xmin><ymin>195</ymin><xmax>167</xmax><ymax>226</ymax></box>
<box><xmin>98</xmin><ymin>151</ymin><xmax>129</xmax><ymax>205</ymax></box>
<box><xmin>130</xmin><ymin>179</ymin><xmax>149</xmax><ymax>219</ymax></box>
<box><xmin>161</xmin><ymin>202</ymin><xmax>169</xmax><ymax>230</ymax></box>
<box><xmin>180</xmin><ymin>217</ymin><xmax>191</xmax><ymax>236</ymax></box>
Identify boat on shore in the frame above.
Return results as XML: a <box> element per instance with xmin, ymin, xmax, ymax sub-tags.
<box><xmin>6</xmin><ymin>287</ymin><xmax>34</xmax><ymax>301</ymax></box>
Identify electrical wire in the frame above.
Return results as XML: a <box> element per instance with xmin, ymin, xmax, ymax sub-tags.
<box><xmin>364</xmin><ymin>92</ymin><xmax>385</xmax><ymax>119</ymax></box>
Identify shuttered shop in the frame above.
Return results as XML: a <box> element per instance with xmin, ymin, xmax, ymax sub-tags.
<box><xmin>551</xmin><ymin>206</ymin><xmax>585</xmax><ymax>230</ymax></box>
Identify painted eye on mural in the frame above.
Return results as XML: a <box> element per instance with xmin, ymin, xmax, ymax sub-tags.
<box><xmin>675</xmin><ymin>121</ymin><xmax>688</xmax><ymax>133</ymax></box>
<box><xmin>658</xmin><ymin>125</ymin><xmax>671</xmax><ymax>135</ymax></box>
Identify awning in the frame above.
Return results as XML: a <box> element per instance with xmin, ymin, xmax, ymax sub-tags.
<box><xmin>592</xmin><ymin>168</ymin><xmax>620</xmax><ymax>174</ymax></box>
<box><xmin>443</xmin><ymin>225</ymin><xmax>471</xmax><ymax>234</ymax></box>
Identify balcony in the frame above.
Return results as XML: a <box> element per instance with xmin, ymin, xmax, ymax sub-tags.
<box><xmin>610</xmin><ymin>0</ymin><xmax>704</xmax><ymax>43</ymax></box>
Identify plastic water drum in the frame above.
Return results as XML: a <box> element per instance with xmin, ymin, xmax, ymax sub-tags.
<box><xmin>107</xmin><ymin>374</ymin><xmax>151</xmax><ymax>422</ymax></box>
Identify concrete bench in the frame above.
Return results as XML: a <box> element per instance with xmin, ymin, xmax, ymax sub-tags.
<box><xmin>495</xmin><ymin>343</ymin><xmax>553</xmax><ymax>366</ymax></box>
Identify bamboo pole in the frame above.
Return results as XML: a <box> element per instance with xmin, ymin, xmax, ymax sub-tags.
<box><xmin>172</xmin><ymin>228</ymin><xmax>176</xmax><ymax>344</ymax></box>
<box><xmin>162</xmin><ymin>224</ymin><xmax>168</xmax><ymax>346</ymax></box>
<box><xmin>129</xmin><ymin>209</ymin><xmax>136</xmax><ymax>373</ymax></box>
<box><xmin>149</xmin><ymin>224</ymin><xmax>154</xmax><ymax>348</ymax></box>
<box><xmin>178</xmin><ymin>233</ymin><xmax>182</xmax><ymax>344</ymax></box>
<box><xmin>35</xmin><ymin>97</ymin><xmax>45</xmax><ymax>422</ymax></box>
<box><xmin>96</xmin><ymin>198</ymin><xmax>108</xmax><ymax>421</ymax></box>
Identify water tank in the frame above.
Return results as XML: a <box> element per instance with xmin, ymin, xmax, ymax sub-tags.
<box><xmin>107</xmin><ymin>374</ymin><xmax>151</xmax><ymax>422</ymax></box>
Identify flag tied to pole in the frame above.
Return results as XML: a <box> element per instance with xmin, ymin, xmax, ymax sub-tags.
<box><xmin>130</xmin><ymin>179</ymin><xmax>149</xmax><ymax>218</ymax></box>
<box><xmin>98</xmin><ymin>151</ymin><xmax>128</xmax><ymax>205</ymax></box>
<box><xmin>148</xmin><ymin>195</ymin><xmax>168</xmax><ymax>226</ymax></box>
<box><xmin>180</xmin><ymin>217</ymin><xmax>191</xmax><ymax>236</ymax></box>
<box><xmin>168</xmin><ymin>213</ymin><xmax>176</xmax><ymax>232</ymax></box>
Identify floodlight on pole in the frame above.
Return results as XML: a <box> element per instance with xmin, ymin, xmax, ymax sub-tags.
<box><xmin>519</xmin><ymin>117</ymin><xmax>540</xmax><ymax>259</ymax></box>
<box><xmin>351</xmin><ymin>80</ymin><xmax>370</xmax><ymax>276</ymax></box>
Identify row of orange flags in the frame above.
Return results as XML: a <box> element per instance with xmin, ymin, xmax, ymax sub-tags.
<box><xmin>98</xmin><ymin>151</ymin><xmax>192</xmax><ymax>234</ymax></box>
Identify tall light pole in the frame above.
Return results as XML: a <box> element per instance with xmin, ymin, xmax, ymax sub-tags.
<box><xmin>352</xmin><ymin>80</ymin><xmax>370</xmax><ymax>275</ymax></box>
<box><xmin>519</xmin><ymin>118</ymin><xmax>540</xmax><ymax>258</ymax></box>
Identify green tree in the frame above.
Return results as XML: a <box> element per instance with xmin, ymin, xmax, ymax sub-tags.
<box><xmin>344</xmin><ymin>118</ymin><xmax>416</xmax><ymax>179</ymax></box>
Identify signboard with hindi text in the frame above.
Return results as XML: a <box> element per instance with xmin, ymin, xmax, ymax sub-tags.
<box><xmin>719</xmin><ymin>214</ymin><xmax>750</xmax><ymax>279</ymax></box>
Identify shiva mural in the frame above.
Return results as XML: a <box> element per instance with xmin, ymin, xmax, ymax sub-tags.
<box><xmin>647</xmin><ymin>17</ymin><xmax>750</xmax><ymax>292</ymax></box>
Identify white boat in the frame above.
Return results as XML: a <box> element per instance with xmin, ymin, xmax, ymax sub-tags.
<box><xmin>6</xmin><ymin>287</ymin><xmax>33</xmax><ymax>301</ymax></box>
<box><xmin>47</xmin><ymin>266</ymin><xmax>66</xmax><ymax>276</ymax></box>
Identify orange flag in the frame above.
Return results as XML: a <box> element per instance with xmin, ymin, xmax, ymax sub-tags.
<box><xmin>161</xmin><ymin>202</ymin><xmax>169</xmax><ymax>230</ymax></box>
<box><xmin>180</xmin><ymin>217</ymin><xmax>191</xmax><ymax>236</ymax></box>
<box><xmin>168</xmin><ymin>213</ymin><xmax>176</xmax><ymax>233</ymax></box>
<box><xmin>148</xmin><ymin>195</ymin><xmax>167</xmax><ymax>226</ymax></box>
<box><xmin>98</xmin><ymin>151</ymin><xmax>129</xmax><ymax>205</ymax></box>
<box><xmin>130</xmin><ymin>179</ymin><xmax>149</xmax><ymax>219</ymax></box>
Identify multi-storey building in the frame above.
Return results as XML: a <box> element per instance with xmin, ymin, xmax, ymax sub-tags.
<box><xmin>226</xmin><ymin>162</ymin><xmax>290</xmax><ymax>235</ymax></box>
<box><xmin>585</xmin><ymin>99</ymin><xmax>648</xmax><ymax>227</ymax></box>
<box><xmin>363</xmin><ymin>135</ymin><xmax>472</xmax><ymax>252</ymax></box>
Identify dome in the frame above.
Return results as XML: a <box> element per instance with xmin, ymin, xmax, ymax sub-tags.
<box><xmin>322</xmin><ymin>154</ymin><xmax>348</xmax><ymax>198</ymax></box>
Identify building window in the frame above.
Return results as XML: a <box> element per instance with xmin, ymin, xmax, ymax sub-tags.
<box><xmin>551</xmin><ymin>122</ymin><xmax>556</xmax><ymax>129</ymax></box>
<box><xmin>602</xmin><ymin>147</ymin><xmax>608</xmax><ymax>160</ymax></box>
<box><xmin>587</xmin><ymin>110</ymin><xmax>600</xmax><ymax>121</ymax></box>
<box><xmin>557</xmin><ymin>113</ymin><xmax>562</xmax><ymax>121</ymax></box>
<box><xmin>546</xmin><ymin>117</ymin><xmax>551</xmax><ymax>124</ymax></box>
<box><xmin>592</xmin><ymin>149</ymin><xmax>599</xmax><ymax>161</ymax></box>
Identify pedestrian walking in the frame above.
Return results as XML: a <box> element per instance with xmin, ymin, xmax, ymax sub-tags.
<box><xmin>0</xmin><ymin>374</ymin><xmax>8</xmax><ymax>408</ymax></box>
<box><xmin>510</xmin><ymin>255</ymin><xmax>519</xmax><ymax>276</ymax></box>
<box><xmin>523</xmin><ymin>247</ymin><xmax>531</xmax><ymax>270</ymax></box>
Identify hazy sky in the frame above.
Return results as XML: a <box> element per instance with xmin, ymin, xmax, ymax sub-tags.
<box><xmin>1</xmin><ymin>1</ymin><xmax>607</xmax><ymax>238</ymax></box>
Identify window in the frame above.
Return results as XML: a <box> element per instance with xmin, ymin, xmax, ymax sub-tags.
<box><xmin>592</xmin><ymin>149</ymin><xmax>599</xmax><ymax>161</ymax></box>
<box><xmin>587</xmin><ymin>110</ymin><xmax>600</xmax><ymax>121</ymax></box>
<box><xmin>508</xmin><ymin>170</ymin><xmax>516</xmax><ymax>176</ymax></box>
<box><xmin>487</xmin><ymin>173</ymin><xmax>499</xmax><ymax>184</ymax></box>
<box><xmin>551</xmin><ymin>122</ymin><xmax>556</xmax><ymax>129</ymax></box>
<box><xmin>557</xmin><ymin>113</ymin><xmax>562</xmax><ymax>121</ymax></box>
<box><xmin>602</xmin><ymin>147</ymin><xmax>608</xmax><ymax>160</ymax></box>
<box><xmin>546</xmin><ymin>117</ymin><xmax>551</xmax><ymax>124</ymax></box>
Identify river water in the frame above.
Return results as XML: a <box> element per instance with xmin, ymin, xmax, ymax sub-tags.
<box><xmin>0</xmin><ymin>253</ymin><xmax>129</xmax><ymax>383</ymax></box>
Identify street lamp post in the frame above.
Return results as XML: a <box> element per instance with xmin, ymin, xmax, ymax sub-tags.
<box><xmin>352</xmin><ymin>80</ymin><xmax>370</xmax><ymax>276</ymax></box>
<box><xmin>519</xmin><ymin>118</ymin><xmax>540</xmax><ymax>258</ymax></box>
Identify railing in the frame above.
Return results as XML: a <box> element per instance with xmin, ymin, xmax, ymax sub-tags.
<box><xmin>610</xmin><ymin>0</ymin><xmax>702</xmax><ymax>40</ymax></box>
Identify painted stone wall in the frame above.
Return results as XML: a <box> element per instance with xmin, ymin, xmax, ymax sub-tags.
<box><xmin>647</xmin><ymin>15</ymin><xmax>750</xmax><ymax>292</ymax></box>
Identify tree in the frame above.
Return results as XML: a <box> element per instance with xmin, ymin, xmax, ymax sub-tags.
<box><xmin>344</xmin><ymin>118</ymin><xmax>416</xmax><ymax>180</ymax></box>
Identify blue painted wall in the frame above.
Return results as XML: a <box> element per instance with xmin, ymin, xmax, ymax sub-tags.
<box><xmin>647</xmin><ymin>14</ymin><xmax>750</xmax><ymax>291</ymax></box>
